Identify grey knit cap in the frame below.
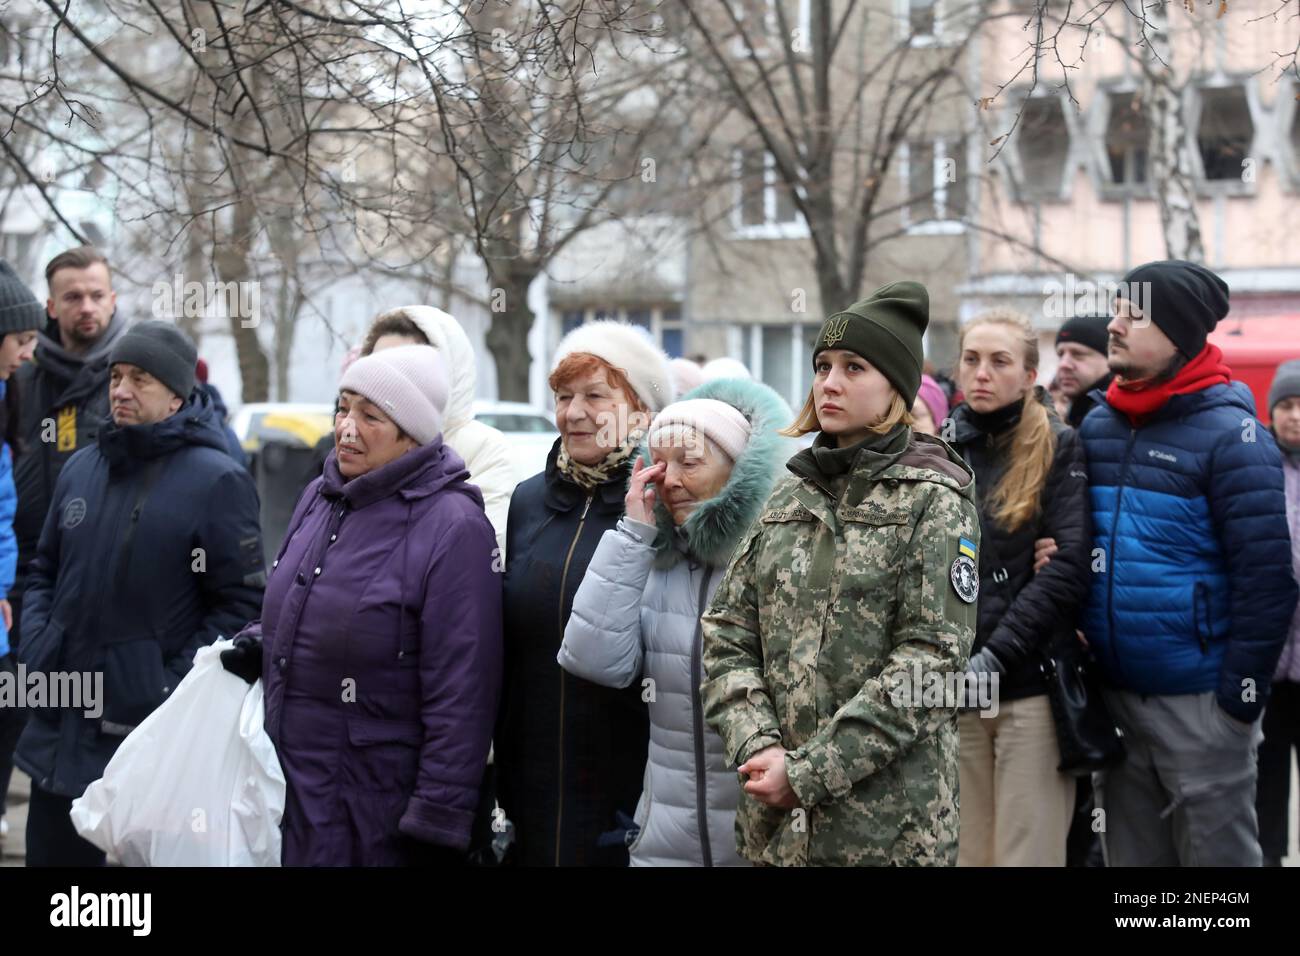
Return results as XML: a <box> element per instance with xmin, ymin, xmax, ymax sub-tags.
<box><xmin>0</xmin><ymin>259</ymin><xmax>46</xmax><ymax>336</ymax></box>
<box><xmin>1268</xmin><ymin>359</ymin><xmax>1300</xmax><ymax>415</ymax></box>
<box><xmin>108</xmin><ymin>320</ymin><xmax>198</xmax><ymax>399</ymax></box>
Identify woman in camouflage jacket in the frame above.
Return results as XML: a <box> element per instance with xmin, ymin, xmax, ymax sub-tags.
<box><xmin>701</xmin><ymin>281</ymin><xmax>981</xmax><ymax>866</ymax></box>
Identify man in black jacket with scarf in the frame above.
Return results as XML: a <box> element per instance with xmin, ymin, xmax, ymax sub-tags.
<box><xmin>10</xmin><ymin>247</ymin><xmax>127</xmax><ymax>635</ymax></box>
<box><xmin>16</xmin><ymin>321</ymin><xmax>265</xmax><ymax>866</ymax></box>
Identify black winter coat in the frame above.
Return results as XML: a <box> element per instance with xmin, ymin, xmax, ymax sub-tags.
<box><xmin>1066</xmin><ymin>372</ymin><xmax>1114</xmax><ymax>429</ymax></box>
<box><xmin>494</xmin><ymin>438</ymin><xmax>649</xmax><ymax>866</ymax></box>
<box><xmin>10</xmin><ymin>316</ymin><xmax>128</xmax><ymax>605</ymax></box>
<box><xmin>15</xmin><ymin>389</ymin><xmax>266</xmax><ymax>797</ymax></box>
<box><xmin>949</xmin><ymin>391</ymin><xmax>1092</xmax><ymax>700</ymax></box>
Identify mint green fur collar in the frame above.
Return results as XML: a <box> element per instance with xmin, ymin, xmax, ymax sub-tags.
<box><xmin>635</xmin><ymin>378</ymin><xmax>795</xmax><ymax>570</ymax></box>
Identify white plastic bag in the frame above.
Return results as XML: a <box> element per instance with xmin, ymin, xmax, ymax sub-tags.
<box><xmin>70</xmin><ymin>639</ymin><xmax>285</xmax><ymax>866</ymax></box>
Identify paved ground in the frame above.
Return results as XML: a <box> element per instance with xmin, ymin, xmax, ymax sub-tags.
<box><xmin>3</xmin><ymin>762</ymin><xmax>1298</xmax><ymax>867</ymax></box>
<box><xmin>0</xmin><ymin>770</ymin><xmax>27</xmax><ymax>867</ymax></box>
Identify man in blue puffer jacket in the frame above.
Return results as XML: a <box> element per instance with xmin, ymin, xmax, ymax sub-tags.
<box><xmin>1079</xmin><ymin>260</ymin><xmax>1298</xmax><ymax>867</ymax></box>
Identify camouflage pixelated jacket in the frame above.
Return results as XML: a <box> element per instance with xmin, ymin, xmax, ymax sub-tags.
<box><xmin>700</xmin><ymin>428</ymin><xmax>980</xmax><ymax>866</ymax></box>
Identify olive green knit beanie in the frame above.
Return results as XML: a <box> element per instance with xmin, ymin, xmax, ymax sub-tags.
<box><xmin>812</xmin><ymin>280</ymin><xmax>929</xmax><ymax>404</ymax></box>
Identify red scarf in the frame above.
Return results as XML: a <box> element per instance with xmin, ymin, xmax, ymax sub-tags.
<box><xmin>1106</xmin><ymin>343</ymin><xmax>1232</xmax><ymax>425</ymax></box>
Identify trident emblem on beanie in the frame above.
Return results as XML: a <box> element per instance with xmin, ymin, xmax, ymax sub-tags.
<box><xmin>820</xmin><ymin>315</ymin><xmax>850</xmax><ymax>350</ymax></box>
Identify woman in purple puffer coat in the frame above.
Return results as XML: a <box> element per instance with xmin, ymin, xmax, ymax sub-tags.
<box><xmin>223</xmin><ymin>345</ymin><xmax>503</xmax><ymax>866</ymax></box>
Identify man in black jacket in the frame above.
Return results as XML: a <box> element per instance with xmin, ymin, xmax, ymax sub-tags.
<box><xmin>1046</xmin><ymin>314</ymin><xmax>1112</xmax><ymax>866</ymax></box>
<box><xmin>9</xmin><ymin>247</ymin><xmax>127</xmax><ymax>635</ymax></box>
<box><xmin>1054</xmin><ymin>314</ymin><xmax>1113</xmax><ymax>428</ymax></box>
<box><xmin>16</xmin><ymin>321</ymin><xmax>265</xmax><ymax>866</ymax></box>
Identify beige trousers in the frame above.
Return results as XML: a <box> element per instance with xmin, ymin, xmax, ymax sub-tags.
<box><xmin>957</xmin><ymin>694</ymin><xmax>1077</xmax><ymax>866</ymax></box>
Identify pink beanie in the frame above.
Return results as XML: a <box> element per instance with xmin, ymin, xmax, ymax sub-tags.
<box><xmin>339</xmin><ymin>344</ymin><xmax>449</xmax><ymax>445</ymax></box>
<box><xmin>916</xmin><ymin>374</ymin><xmax>948</xmax><ymax>425</ymax></box>
<box><xmin>649</xmin><ymin>398</ymin><xmax>752</xmax><ymax>461</ymax></box>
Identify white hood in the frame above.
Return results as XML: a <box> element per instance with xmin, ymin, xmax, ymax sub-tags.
<box><xmin>394</xmin><ymin>305</ymin><xmax>478</xmax><ymax>431</ymax></box>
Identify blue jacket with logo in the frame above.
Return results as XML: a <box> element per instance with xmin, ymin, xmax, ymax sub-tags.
<box><xmin>1079</xmin><ymin>381</ymin><xmax>1297</xmax><ymax>721</ymax></box>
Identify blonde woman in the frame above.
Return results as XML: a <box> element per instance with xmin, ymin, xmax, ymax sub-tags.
<box><xmin>950</xmin><ymin>309</ymin><xmax>1091</xmax><ymax>866</ymax></box>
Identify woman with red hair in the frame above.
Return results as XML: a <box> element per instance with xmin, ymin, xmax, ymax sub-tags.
<box><xmin>494</xmin><ymin>322</ymin><xmax>674</xmax><ymax>866</ymax></box>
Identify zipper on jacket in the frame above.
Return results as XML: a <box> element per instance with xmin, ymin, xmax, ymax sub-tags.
<box><xmin>554</xmin><ymin>491</ymin><xmax>593</xmax><ymax>865</ymax></box>
<box><xmin>690</xmin><ymin>566</ymin><xmax>714</xmax><ymax>868</ymax></box>
<box><xmin>1106</xmin><ymin>428</ymin><xmax>1138</xmax><ymax>684</ymax></box>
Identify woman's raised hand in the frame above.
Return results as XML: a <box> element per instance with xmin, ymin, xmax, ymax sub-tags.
<box><xmin>624</xmin><ymin>456</ymin><xmax>665</xmax><ymax>526</ymax></box>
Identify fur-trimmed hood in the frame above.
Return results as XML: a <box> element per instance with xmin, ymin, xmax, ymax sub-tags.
<box><xmin>638</xmin><ymin>377</ymin><xmax>794</xmax><ymax>569</ymax></box>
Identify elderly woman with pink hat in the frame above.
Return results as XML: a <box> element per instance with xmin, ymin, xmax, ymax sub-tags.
<box><xmin>557</xmin><ymin>377</ymin><xmax>792</xmax><ymax>866</ymax></box>
<box><xmin>222</xmin><ymin>344</ymin><xmax>503</xmax><ymax>866</ymax></box>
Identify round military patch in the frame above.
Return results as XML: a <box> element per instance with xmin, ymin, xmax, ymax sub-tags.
<box><xmin>62</xmin><ymin>497</ymin><xmax>87</xmax><ymax>529</ymax></box>
<box><xmin>950</xmin><ymin>554</ymin><xmax>978</xmax><ymax>604</ymax></box>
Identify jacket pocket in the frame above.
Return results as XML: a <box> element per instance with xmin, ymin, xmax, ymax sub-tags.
<box><xmin>1193</xmin><ymin>582</ymin><xmax>1211</xmax><ymax>653</ymax></box>
<box><xmin>839</xmin><ymin>510</ymin><xmax>909</xmax><ymax>595</ymax></box>
<box><xmin>17</xmin><ymin>621</ymin><xmax>66</xmax><ymax>725</ymax></box>
<box><xmin>344</xmin><ymin>718</ymin><xmax>423</xmax><ymax>792</ymax></box>
<box><xmin>17</xmin><ymin>619</ymin><xmax>65</xmax><ymax>681</ymax></box>
<box><xmin>97</xmin><ymin>636</ymin><xmax>167</xmax><ymax>731</ymax></box>
<box><xmin>1203</xmin><ymin>692</ymin><xmax>1252</xmax><ymax>740</ymax></box>
<box><xmin>396</xmin><ymin>613</ymin><xmax>420</xmax><ymax>667</ymax></box>
<box><xmin>626</xmin><ymin>765</ymin><xmax>654</xmax><ymax>856</ymax></box>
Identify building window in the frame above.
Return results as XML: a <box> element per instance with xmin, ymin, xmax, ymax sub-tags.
<box><xmin>1014</xmin><ymin>96</ymin><xmax>1070</xmax><ymax>198</ymax></box>
<box><xmin>731</xmin><ymin>0</ymin><xmax>811</xmax><ymax>58</ymax></box>
<box><xmin>737</xmin><ymin>321</ymin><xmax>823</xmax><ymax>408</ymax></box>
<box><xmin>1197</xmin><ymin>85</ymin><xmax>1253</xmax><ymax>182</ymax></box>
<box><xmin>661</xmin><ymin>307</ymin><xmax>684</xmax><ymax>358</ymax></box>
<box><xmin>561</xmin><ymin>310</ymin><xmax>584</xmax><ymax>336</ymax></box>
<box><xmin>902</xmin><ymin>137</ymin><xmax>966</xmax><ymax>232</ymax></box>
<box><xmin>896</xmin><ymin>0</ymin><xmax>963</xmax><ymax>44</ymax></box>
<box><xmin>909</xmin><ymin>0</ymin><xmax>937</xmax><ymax>36</ymax></box>
<box><xmin>557</xmin><ymin>306</ymin><xmax>684</xmax><ymax>357</ymax></box>
<box><xmin>1105</xmin><ymin>91</ymin><xmax>1148</xmax><ymax>187</ymax></box>
<box><xmin>0</xmin><ymin>233</ymin><xmax>36</xmax><ymax>275</ymax></box>
<box><xmin>734</xmin><ymin>148</ymin><xmax>805</xmax><ymax>238</ymax></box>
<box><xmin>761</xmin><ymin>325</ymin><xmax>795</xmax><ymax>405</ymax></box>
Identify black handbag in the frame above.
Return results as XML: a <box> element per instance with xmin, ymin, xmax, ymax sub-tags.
<box><xmin>1038</xmin><ymin>632</ymin><xmax>1126</xmax><ymax>776</ymax></box>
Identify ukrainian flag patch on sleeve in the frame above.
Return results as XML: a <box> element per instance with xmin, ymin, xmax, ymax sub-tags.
<box><xmin>958</xmin><ymin>537</ymin><xmax>977</xmax><ymax>560</ymax></box>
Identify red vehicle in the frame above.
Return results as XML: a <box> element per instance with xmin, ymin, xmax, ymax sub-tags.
<box><xmin>1209</xmin><ymin>316</ymin><xmax>1300</xmax><ymax>426</ymax></box>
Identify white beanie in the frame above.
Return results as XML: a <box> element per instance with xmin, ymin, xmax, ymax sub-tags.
<box><xmin>670</xmin><ymin>357</ymin><xmax>706</xmax><ymax>397</ymax></box>
<box><xmin>650</xmin><ymin>398</ymin><xmax>753</xmax><ymax>462</ymax></box>
<box><xmin>701</xmin><ymin>357</ymin><xmax>753</xmax><ymax>381</ymax></box>
<box><xmin>339</xmin><ymin>344</ymin><xmax>449</xmax><ymax>445</ymax></box>
<box><xmin>550</xmin><ymin>320</ymin><xmax>675</xmax><ymax>413</ymax></box>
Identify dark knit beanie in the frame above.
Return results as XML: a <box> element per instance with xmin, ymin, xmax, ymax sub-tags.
<box><xmin>1055</xmin><ymin>314</ymin><xmax>1110</xmax><ymax>357</ymax></box>
<box><xmin>1269</xmin><ymin>359</ymin><xmax>1300</xmax><ymax>416</ymax></box>
<box><xmin>0</xmin><ymin>259</ymin><xmax>46</xmax><ymax>336</ymax></box>
<box><xmin>1119</xmin><ymin>260</ymin><xmax>1229</xmax><ymax>359</ymax></box>
<box><xmin>812</xmin><ymin>280</ymin><xmax>929</xmax><ymax>404</ymax></box>
<box><xmin>109</xmin><ymin>320</ymin><xmax>198</xmax><ymax>399</ymax></box>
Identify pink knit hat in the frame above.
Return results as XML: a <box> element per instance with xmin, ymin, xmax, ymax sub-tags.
<box><xmin>916</xmin><ymin>374</ymin><xmax>948</xmax><ymax>426</ymax></box>
<box><xmin>339</xmin><ymin>344</ymin><xmax>449</xmax><ymax>445</ymax></box>
<box><xmin>649</xmin><ymin>398</ymin><xmax>753</xmax><ymax>461</ymax></box>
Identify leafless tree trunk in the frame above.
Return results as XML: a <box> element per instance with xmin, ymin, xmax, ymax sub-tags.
<box><xmin>1142</xmin><ymin>2</ymin><xmax>1205</xmax><ymax>259</ymax></box>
